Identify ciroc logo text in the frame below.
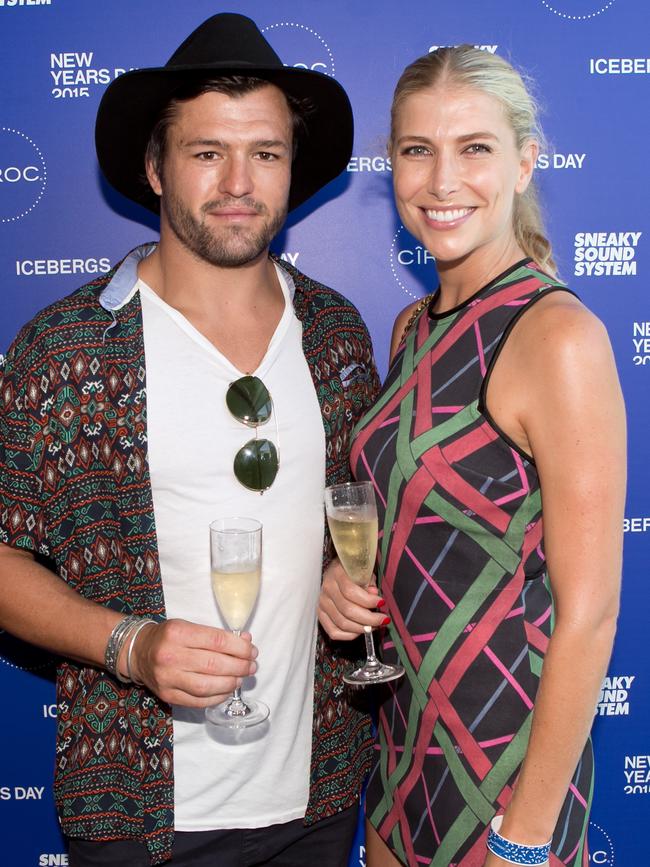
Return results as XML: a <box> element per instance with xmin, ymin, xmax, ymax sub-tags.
<box><xmin>0</xmin><ymin>127</ymin><xmax>47</xmax><ymax>223</ymax></box>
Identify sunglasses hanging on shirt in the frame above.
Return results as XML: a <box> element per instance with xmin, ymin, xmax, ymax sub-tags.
<box><xmin>226</xmin><ymin>375</ymin><xmax>279</xmax><ymax>493</ymax></box>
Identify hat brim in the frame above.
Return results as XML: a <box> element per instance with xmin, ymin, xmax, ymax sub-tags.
<box><xmin>95</xmin><ymin>64</ymin><xmax>353</xmax><ymax>213</ymax></box>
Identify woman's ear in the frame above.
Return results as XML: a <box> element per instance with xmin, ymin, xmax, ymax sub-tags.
<box><xmin>516</xmin><ymin>139</ymin><xmax>539</xmax><ymax>194</ymax></box>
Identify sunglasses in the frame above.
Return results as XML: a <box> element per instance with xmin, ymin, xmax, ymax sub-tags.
<box><xmin>226</xmin><ymin>375</ymin><xmax>279</xmax><ymax>493</ymax></box>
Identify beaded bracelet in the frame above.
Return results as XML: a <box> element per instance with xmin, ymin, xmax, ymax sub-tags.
<box><xmin>104</xmin><ymin>614</ymin><xmax>142</xmax><ymax>683</ymax></box>
<box><xmin>486</xmin><ymin>815</ymin><xmax>552</xmax><ymax>866</ymax></box>
<box><xmin>125</xmin><ymin>619</ymin><xmax>156</xmax><ymax>685</ymax></box>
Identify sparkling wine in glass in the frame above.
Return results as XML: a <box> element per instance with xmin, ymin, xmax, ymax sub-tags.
<box><xmin>325</xmin><ymin>482</ymin><xmax>404</xmax><ymax>686</ymax></box>
<box><xmin>206</xmin><ymin>517</ymin><xmax>269</xmax><ymax>727</ymax></box>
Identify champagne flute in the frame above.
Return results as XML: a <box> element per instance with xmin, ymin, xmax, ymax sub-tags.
<box><xmin>206</xmin><ymin>517</ymin><xmax>269</xmax><ymax>727</ymax></box>
<box><xmin>325</xmin><ymin>482</ymin><xmax>404</xmax><ymax>686</ymax></box>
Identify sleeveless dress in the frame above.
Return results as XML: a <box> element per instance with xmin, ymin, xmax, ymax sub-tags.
<box><xmin>351</xmin><ymin>260</ymin><xmax>593</xmax><ymax>867</ymax></box>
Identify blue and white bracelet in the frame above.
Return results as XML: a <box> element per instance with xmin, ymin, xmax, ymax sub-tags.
<box><xmin>486</xmin><ymin>815</ymin><xmax>551</xmax><ymax>865</ymax></box>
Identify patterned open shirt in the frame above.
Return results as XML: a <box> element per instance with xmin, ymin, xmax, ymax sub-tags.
<box><xmin>0</xmin><ymin>244</ymin><xmax>380</xmax><ymax>863</ymax></box>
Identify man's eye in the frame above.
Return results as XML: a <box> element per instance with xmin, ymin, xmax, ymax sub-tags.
<box><xmin>256</xmin><ymin>152</ymin><xmax>278</xmax><ymax>161</ymax></box>
<box><xmin>401</xmin><ymin>145</ymin><xmax>430</xmax><ymax>157</ymax></box>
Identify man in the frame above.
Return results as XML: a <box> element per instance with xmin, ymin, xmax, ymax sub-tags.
<box><xmin>0</xmin><ymin>14</ymin><xmax>379</xmax><ymax>866</ymax></box>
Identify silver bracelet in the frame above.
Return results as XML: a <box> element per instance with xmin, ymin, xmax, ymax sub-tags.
<box><xmin>104</xmin><ymin>614</ymin><xmax>141</xmax><ymax>682</ymax></box>
<box><xmin>125</xmin><ymin>619</ymin><xmax>157</xmax><ymax>685</ymax></box>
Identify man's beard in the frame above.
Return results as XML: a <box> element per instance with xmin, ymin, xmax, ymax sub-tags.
<box><xmin>163</xmin><ymin>192</ymin><xmax>287</xmax><ymax>268</ymax></box>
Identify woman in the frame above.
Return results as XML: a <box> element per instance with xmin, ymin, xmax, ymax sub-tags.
<box><xmin>318</xmin><ymin>47</ymin><xmax>625</xmax><ymax>867</ymax></box>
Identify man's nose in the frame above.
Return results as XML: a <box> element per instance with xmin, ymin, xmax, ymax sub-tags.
<box><xmin>218</xmin><ymin>155</ymin><xmax>254</xmax><ymax>198</ymax></box>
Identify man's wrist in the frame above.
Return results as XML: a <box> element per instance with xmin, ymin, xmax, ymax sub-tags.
<box><xmin>125</xmin><ymin>619</ymin><xmax>157</xmax><ymax>685</ymax></box>
<box><xmin>105</xmin><ymin>615</ymin><xmax>156</xmax><ymax>684</ymax></box>
<box><xmin>104</xmin><ymin>615</ymin><xmax>141</xmax><ymax>681</ymax></box>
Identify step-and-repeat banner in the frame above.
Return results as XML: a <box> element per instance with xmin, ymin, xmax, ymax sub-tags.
<box><xmin>1</xmin><ymin>1</ymin><xmax>648</xmax><ymax>865</ymax></box>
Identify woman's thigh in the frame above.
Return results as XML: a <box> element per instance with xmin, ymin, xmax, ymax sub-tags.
<box><xmin>365</xmin><ymin>821</ymin><xmax>403</xmax><ymax>867</ymax></box>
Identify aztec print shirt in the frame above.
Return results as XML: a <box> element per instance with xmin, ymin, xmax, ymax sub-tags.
<box><xmin>0</xmin><ymin>244</ymin><xmax>379</xmax><ymax>864</ymax></box>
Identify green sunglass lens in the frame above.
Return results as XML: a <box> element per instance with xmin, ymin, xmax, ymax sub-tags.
<box><xmin>227</xmin><ymin>376</ymin><xmax>272</xmax><ymax>425</ymax></box>
<box><xmin>234</xmin><ymin>439</ymin><xmax>279</xmax><ymax>491</ymax></box>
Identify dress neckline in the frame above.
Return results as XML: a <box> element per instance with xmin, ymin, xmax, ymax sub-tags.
<box><xmin>427</xmin><ymin>258</ymin><xmax>534</xmax><ymax>321</ymax></box>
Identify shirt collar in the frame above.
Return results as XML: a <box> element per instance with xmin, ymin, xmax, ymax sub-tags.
<box><xmin>99</xmin><ymin>243</ymin><xmax>297</xmax><ymax>312</ymax></box>
<box><xmin>99</xmin><ymin>243</ymin><xmax>157</xmax><ymax>312</ymax></box>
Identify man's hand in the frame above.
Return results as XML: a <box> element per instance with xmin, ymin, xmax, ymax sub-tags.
<box><xmin>318</xmin><ymin>559</ymin><xmax>387</xmax><ymax>640</ymax></box>
<box><xmin>129</xmin><ymin>619</ymin><xmax>258</xmax><ymax>707</ymax></box>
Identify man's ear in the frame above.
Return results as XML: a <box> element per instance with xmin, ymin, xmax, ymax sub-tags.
<box><xmin>145</xmin><ymin>157</ymin><xmax>163</xmax><ymax>198</ymax></box>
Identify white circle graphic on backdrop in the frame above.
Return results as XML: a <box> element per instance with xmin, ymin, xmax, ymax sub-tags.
<box><xmin>262</xmin><ymin>22</ymin><xmax>335</xmax><ymax>76</ymax></box>
<box><xmin>0</xmin><ymin>127</ymin><xmax>47</xmax><ymax>223</ymax></box>
<box><xmin>390</xmin><ymin>225</ymin><xmax>438</xmax><ymax>301</ymax></box>
<box><xmin>539</xmin><ymin>0</ymin><xmax>616</xmax><ymax>20</ymax></box>
<box><xmin>588</xmin><ymin>821</ymin><xmax>615</xmax><ymax>865</ymax></box>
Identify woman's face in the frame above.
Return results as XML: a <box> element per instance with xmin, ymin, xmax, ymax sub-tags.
<box><xmin>391</xmin><ymin>85</ymin><xmax>536</xmax><ymax>267</ymax></box>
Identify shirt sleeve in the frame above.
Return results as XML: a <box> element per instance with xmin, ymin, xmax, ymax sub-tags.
<box><xmin>0</xmin><ymin>333</ymin><xmax>50</xmax><ymax>556</ymax></box>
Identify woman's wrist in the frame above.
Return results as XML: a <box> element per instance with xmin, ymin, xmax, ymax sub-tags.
<box><xmin>487</xmin><ymin>815</ymin><xmax>551</xmax><ymax>865</ymax></box>
<box><xmin>497</xmin><ymin>805</ymin><xmax>556</xmax><ymax>847</ymax></box>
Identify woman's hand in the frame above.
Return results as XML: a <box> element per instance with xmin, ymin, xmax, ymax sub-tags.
<box><xmin>483</xmin><ymin>849</ymin><xmax>549</xmax><ymax>867</ymax></box>
<box><xmin>318</xmin><ymin>559</ymin><xmax>388</xmax><ymax>640</ymax></box>
<box><xmin>483</xmin><ymin>853</ymin><xmax>541</xmax><ymax>867</ymax></box>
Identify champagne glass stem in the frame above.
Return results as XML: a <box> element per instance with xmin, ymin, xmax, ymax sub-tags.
<box><xmin>227</xmin><ymin>685</ymin><xmax>247</xmax><ymax>715</ymax></box>
<box><xmin>363</xmin><ymin>624</ymin><xmax>382</xmax><ymax>670</ymax></box>
<box><xmin>225</xmin><ymin>628</ymin><xmax>249</xmax><ymax>716</ymax></box>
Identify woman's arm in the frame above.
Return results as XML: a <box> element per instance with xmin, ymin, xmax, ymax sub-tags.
<box><xmin>318</xmin><ymin>302</ymin><xmax>422</xmax><ymax>639</ymax></box>
<box><xmin>485</xmin><ymin>293</ymin><xmax>625</xmax><ymax>858</ymax></box>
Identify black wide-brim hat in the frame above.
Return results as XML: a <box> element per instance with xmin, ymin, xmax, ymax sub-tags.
<box><xmin>95</xmin><ymin>13</ymin><xmax>353</xmax><ymax>213</ymax></box>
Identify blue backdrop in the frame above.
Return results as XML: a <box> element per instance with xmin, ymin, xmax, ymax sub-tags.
<box><xmin>1</xmin><ymin>2</ymin><xmax>648</xmax><ymax>865</ymax></box>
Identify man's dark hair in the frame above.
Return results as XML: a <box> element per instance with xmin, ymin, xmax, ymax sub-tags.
<box><xmin>144</xmin><ymin>75</ymin><xmax>314</xmax><ymax>188</ymax></box>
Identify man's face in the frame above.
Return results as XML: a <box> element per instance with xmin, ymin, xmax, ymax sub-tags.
<box><xmin>148</xmin><ymin>85</ymin><xmax>293</xmax><ymax>268</ymax></box>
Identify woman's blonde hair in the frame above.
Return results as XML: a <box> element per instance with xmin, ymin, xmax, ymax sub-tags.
<box><xmin>390</xmin><ymin>46</ymin><xmax>557</xmax><ymax>276</ymax></box>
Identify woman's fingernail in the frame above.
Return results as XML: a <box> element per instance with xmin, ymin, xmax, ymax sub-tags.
<box><xmin>377</xmin><ymin>599</ymin><xmax>386</xmax><ymax>609</ymax></box>
<box><xmin>381</xmin><ymin>616</ymin><xmax>391</xmax><ymax>626</ymax></box>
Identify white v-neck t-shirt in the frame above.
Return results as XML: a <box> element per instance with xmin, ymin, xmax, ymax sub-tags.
<box><xmin>139</xmin><ymin>263</ymin><xmax>326</xmax><ymax>830</ymax></box>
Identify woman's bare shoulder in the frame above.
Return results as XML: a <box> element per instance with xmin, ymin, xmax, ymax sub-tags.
<box><xmin>389</xmin><ymin>297</ymin><xmax>429</xmax><ymax>363</ymax></box>
<box><xmin>513</xmin><ymin>290</ymin><xmax>610</xmax><ymax>363</ymax></box>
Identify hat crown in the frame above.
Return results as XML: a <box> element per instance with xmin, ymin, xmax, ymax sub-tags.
<box><xmin>166</xmin><ymin>13</ymin><xmax>283</xmax><ymax>70</ymax></box>
<box><xmin>95</xmin><ymin>12</ymin><xmax>353</xmax><ymax>214</ymax></box>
